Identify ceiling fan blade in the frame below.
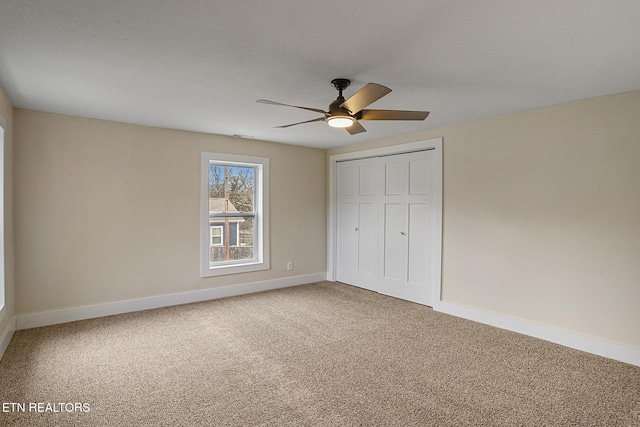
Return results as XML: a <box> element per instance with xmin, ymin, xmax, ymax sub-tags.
<box><xmin>274</xmin><ymin>117</ymin><xmax>325</xmax><ymax>128</ymax></box>
<box><xmin>340</xmin><ymin>83</ymin><xmax>392</xmax><ymax>114</ymax></box>
<box><xmin>360</xmin><ymin>109</ymin><xmax>430</xmax><ymax>121</ymax></box>
<box><xmin>346</xmin><ymin>121</ymin><xmax>367</xmax><ymax>135</ymax></box>
<box><xmin>257</xmin><ymin>99</ymin><xmax>327</xmax><ymax>115</ymax></box>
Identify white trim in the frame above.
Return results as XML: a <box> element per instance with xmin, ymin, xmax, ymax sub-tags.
<box><xmin>328</xmin><ymin>138</ymin><xmax>443</xmax><ymax>307</ymax></box>
<box><xmin>0</xmin><ymin>116</ymin><xmax>7</xmax><ymax>362</ymax></box>
<box><xmin>437</xmin><ymin>301</ymin><xmax>640</xmax><ymax>367</ymax></box>
<box><xmin>0</xmin><ymin>120</ymin><xmax>5</xmax><ymax>312</ymax></box>
<box><xmin>15</xmin><ymin>273</ymin><xmax>326</xmax><ymax>330</ymax></box>
<box><xmin>0</xmin><ymin>316</ymin><xmax>16</xmax><ymax>362</ymax></box>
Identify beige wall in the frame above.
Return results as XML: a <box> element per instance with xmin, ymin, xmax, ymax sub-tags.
<box><xmin>10</xmin><ymin>90</ymin><xmax>640</xmax><ymax>351</ymax></box>
<box><xmin>14</xmin><ymin>111</ymin><xmax>326</xmax><ymax>315</ymax></box>
<box><xmin>329</xmin><ymin>90</ymin><xmax>640</xmax><ymax>349</ymax></box>
<box><xmin>0</xmin><ymin>83</ymin><xmax>15</xmax><ymax>338</ymax></box>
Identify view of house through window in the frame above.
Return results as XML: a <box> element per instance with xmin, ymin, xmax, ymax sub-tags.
<box><xmin>208</xmin><ymin>163</ymin><xmax>256</xmax><ymax>264</ymax></box>
<box><xmin>201</xmin><ymin>152</ymin><xmax>269</xmax><ymax>277</ymax></box>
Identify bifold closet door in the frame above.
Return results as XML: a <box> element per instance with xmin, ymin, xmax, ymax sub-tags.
<box><xmin>378</xmin><ymin>151</ymin><xmax>435</xmax><ymax>306</ymax></box>
<box><xmin>336</xmin><ymin>149</ymin><xmax>436</xmax><ymax>305</ymax></box>
<box><xmin>335</xmin><ymin>159</ymin><xmax>378</xmax><ymax>292</ymax></box>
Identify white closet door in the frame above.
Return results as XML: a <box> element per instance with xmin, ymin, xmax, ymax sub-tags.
<box><xmin>379</xmin><ymin>151</ymin><xmax>434</xmax><ymax>306</ymax></box>
<box><xmin>336</xmin><ymin>159</ymin><xmax>379</xmax><ymax>291</ymax></box>
<box><xmin>405</xmin><ymin>155</ymin><xmax>435</xmax><ymax>305</ymax></box>
<box><xmin>379</xmin><ymin>157</ymin><xmax>408</xmax><ymax>298</ymax></box>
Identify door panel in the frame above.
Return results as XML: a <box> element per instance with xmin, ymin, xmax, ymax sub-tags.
<box><xmin>409</xmin><ymin>158</ymin><xmax>430</xmax><ymax>195</ymax></box>
<box><xmin>338</xmin><ymin>165</ymin><xmax>356</xmax><ymax>197</ymax></box>
<box><xmin>383</xmin><ymin>203</ymin><xmax>405</xmax><ymax>283</ymax></box>
<box><xmin>359</xmin><ymin>163</ymin><xmax>377</xmax><ymax>196</ymax></box>
<box><xmin>408</xmin><ymin>203</ymin><xmax>428</xmax><ymax>286</ymax></box>
<box><xmin>357</xmin><ymin>202</ymin><xmax>378</xmax><ymax>290</ymax></box>
<box><xmin>385</xmin><ymin>161</ymin><xmax>404</xmax><ymax>195</ymax></box>
<box><xmin>336</xmin><ymin>201</ymin><xmax>357</xmax><ymax>285</ymax></box>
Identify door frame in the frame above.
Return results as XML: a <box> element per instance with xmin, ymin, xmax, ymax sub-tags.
<box><xmin>328</xmin><ymin>137</ymin><xmax>443</xmax><ymax>309</ymax></box>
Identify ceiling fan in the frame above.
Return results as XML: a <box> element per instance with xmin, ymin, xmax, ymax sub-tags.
<box><xmin>257</xmin><ymin>78</ymin><xmax>429</xmax><ymax>135</ymax></box>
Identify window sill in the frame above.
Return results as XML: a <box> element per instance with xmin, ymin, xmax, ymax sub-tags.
<box><xmin>201</xmin><ymin>260</ymin><xmax>270</xmax><ymax>278</ymax></box>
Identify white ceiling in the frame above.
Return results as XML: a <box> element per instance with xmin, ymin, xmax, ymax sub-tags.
<box><xmin>1</xmin><ymin>1</ymin><xmax>639</xmax><ymax>149</ymax></box>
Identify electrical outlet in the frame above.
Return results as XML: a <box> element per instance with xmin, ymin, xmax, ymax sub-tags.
<box><xmin>287</xmin><ymin>262</ymin><xmax>293</xmax><ymax>271</ymax></box>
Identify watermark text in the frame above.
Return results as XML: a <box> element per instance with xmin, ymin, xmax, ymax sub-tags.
<box><xmin>2</xmin><ymin>402</ymin><xmax>90</xmax><ymax>413</ymax></box>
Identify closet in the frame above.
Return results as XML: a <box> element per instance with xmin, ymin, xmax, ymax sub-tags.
<box><xmin>335</xmin><ymin>149</ymin><xmax>437</xmax><ymax>306</ymax></box>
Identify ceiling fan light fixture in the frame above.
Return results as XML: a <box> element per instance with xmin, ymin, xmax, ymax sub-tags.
<box><xmin>327</xmin><ymin>115</ymin><xmax>355</xmax><ymax>128</ymax></box>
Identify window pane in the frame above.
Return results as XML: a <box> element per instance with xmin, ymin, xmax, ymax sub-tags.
<box><xmin>208</xmin><ymin>163</ymin><xmax>256</xmax><ymax>264</ymax></box>
<box><xmin>209</xmin><ymin>165</ymin><xmax>254</xmax><ymax>213</ymax></box>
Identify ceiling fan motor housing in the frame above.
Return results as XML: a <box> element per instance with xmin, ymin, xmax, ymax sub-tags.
<box><xmin>329</xmin><ymin>97</ymin><xmax>351</xmax><ymax>117</ymax></box>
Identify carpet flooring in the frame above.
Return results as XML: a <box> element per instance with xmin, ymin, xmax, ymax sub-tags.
<box><xmin>1</xmin><ymin>281</ymin><xmax>639</xmax><ymax>426</ymax></box>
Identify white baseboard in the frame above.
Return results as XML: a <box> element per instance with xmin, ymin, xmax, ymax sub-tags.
<box><xmin>16</xmin><ymin>273</ymin><xmax>327</xmax><ymax>331</ymax></box>
<box><xmin>0</xmin><ymin>317</ymin><xmax>16</xmax><ymax>362</ymax></box>
<box><xmin>437</xmin><ymin>301</ymin><xmax>640</xmax><ymax>367</ymax></box>
<box><xmin>13</xmin><ymin>276</ymin><xmax>639</xmax><ymax>367</ymax></box>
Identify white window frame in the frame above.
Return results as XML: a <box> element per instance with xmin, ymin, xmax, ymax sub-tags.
<box><xmin>0</xmin><ymin>116</ymin><xmax>5</xmax><ymax>316</ymax></box>
<box><xmin>200</xmin><ymin>152</ymin><xmax>269</xmax><ymax>277</ymax></box>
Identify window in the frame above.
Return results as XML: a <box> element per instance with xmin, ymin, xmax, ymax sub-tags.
<box><xmin>210</xmin><ymin>226</ymin><xmax>223</xmax><ymax>246</ymax></box>
<box><xmin>201</xmin><ymin>152</ymin><xmax>269</xmax><ymax>277</ymax></box>
<box><xmin>0</xmin><ymin>118</ymin><xmax>4</xmax><ymax>314</ymax></box>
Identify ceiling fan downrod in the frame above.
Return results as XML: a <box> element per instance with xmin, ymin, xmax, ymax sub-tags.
<box><xmin>331</xmin><ymin>78</ymin><xmax>351</xmax><ymax>98</ymax></box>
